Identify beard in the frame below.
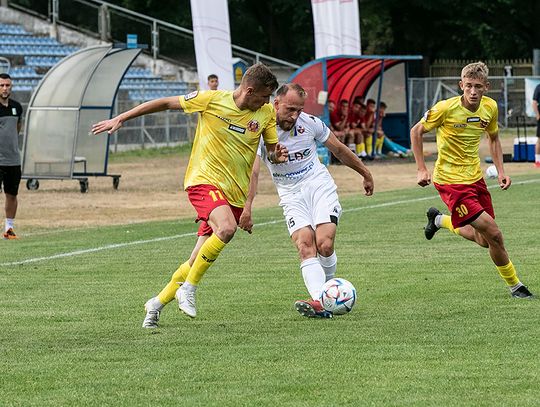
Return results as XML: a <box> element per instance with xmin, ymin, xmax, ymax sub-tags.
<box><xmin>278</xmin><ymin>119</ymin><xmax>294</xmax><ymax>131</ymax></box>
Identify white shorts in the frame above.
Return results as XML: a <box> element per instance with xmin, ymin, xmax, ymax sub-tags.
<box><xmin>279</xmin><ymin>177</ymin><xmax>342</xmax><ymax>236</ymax></box>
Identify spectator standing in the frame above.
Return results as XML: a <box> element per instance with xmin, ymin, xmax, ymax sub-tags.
<box><xmin>532</xmin><ymin>82</ymin><xmax>540</xmax><ymax>167</ymax></box>
<box><xmin>207</xmin><ymin>74</ymin><xmax>219</xmax><ymax>90</ymax></box>
<box><xmin>0</xmin><ymin>73</ymin><xmax>23</xmax><ymax>240</ymax></box>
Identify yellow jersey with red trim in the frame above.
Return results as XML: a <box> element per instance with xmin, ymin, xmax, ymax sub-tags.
<box><xmin>421</xmin><ymin>95</ymin><xmax>498</xmax><ymax>185</ymax></box>
<box><xmin>179</xmin><ymin>90</ymin><xmax>278</xmax><ymax>207</ymax></box>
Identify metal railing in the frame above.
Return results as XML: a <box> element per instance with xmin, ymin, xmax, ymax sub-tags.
<box><xmin>0</xmin><ymin>56</ymin><xmax>10</xmax><ymax>73</ymax></box>
<box><xmin>11</xmin><ymin>87</ymin><xmax>198</xmax><ymax>152</ymax></box>
<box><xmin>7</xmin><ymin>0</ymin><xmax>300</xmax><ymax>71</ymax></box>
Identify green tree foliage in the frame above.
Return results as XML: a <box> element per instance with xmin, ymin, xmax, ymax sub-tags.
<box><xmin>361</xmin><ymin>0</ymin><xmax>540</xmax><ymax>60</ymax></box>
<box><xmin>105</xmin><ymin>0</ymin><xmax>540</xmax><ymax>62</ymax></box>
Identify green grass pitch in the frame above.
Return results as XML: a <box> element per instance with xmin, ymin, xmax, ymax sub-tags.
<box><xmin>1</xmin><ymin>175</ymin><xmax>539</xmax><ymax>406</ymax></box>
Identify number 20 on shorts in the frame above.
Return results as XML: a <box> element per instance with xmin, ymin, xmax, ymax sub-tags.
<box><xmin>456</xmin><ymin>204</ymin><xmax>468</xmax><ymax>218</ymax></box>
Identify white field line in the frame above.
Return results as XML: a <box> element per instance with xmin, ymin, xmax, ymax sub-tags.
<box><xmin>2</xmin><ymin>178</ymin><xmax>539</xmax><ymax>267</ymax></box>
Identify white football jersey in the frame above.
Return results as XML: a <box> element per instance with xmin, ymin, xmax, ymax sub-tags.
<box><xmin>259</xmin><ymin>112</ymin><xmax>332</xmax><ymax>196</ymax></box>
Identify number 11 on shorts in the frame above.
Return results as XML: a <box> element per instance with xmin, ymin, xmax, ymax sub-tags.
<box><xmin>209</xmin><ymin>189</ymin><xmax>224</xmax><ymax>202</ymax></box>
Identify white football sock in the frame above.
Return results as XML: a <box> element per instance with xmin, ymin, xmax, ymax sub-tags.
<box><xmin>149</xmin><ymin>296</ymin><xmax>165</xmax><ymax>311</ymax></box>
<box><xmin>510</xmin><ymin>282</ymin><xmax>523</xmax><ymax>292</ymax></box>
<box><xmin>182</xmin><ymin>282</ymin><xmax>197</xmax><ymax>293</ymax></box>
<box><xmin>5</xmin><ymin>218</ymin><xmax>14</xmax><ymax>232</ymax></box>
<box><xmin>434</xmin><ymin>214</ymin><xmax>442</xmax><ymax>228</ymax></box>
<box><xmin>318</xmin><ymin>252</ymin><xmax>337</xmax><ymax>281</ymax></box>
<box><xmin>536</xmin><ymin>154</ymin><xmax>540</xmax><ymax>163</ymax></box>
<box><xmin>300</xmin><ymin>257</ymin><xmax>326</xmax><ymax>300</ymax></box>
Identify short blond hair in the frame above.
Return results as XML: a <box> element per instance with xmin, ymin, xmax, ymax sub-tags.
<box><xmin>241</xmin><ymin>63</ymin><xmax>278</xmax><ymax>92</ymax></box>
<box><xmin>461</xmin><ymin>62</ymin><xmax>489</xmax><ymax>82</ymax></box>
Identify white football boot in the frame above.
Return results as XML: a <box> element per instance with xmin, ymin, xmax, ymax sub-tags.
<box><xmin>142</xmin><ymin>298</ymin><xmax>161</xmax><ymax>328</ymax></box>
<box><xmin>176</xmin><ymin>284</ymin><xmax>197</xmax><ymax>318</ymax></box>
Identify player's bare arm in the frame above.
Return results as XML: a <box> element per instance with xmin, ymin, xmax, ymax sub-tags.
<box><xmin>533</xmin><ymin>100</ymin><xmax>540</xmax><ymax>121</ymax></box>
<box><xmin>410</xmin><ymin>121</ymin><xmax>431</xmax><ymax>187</ymax></box>
<box><xmin>265</xmin><ymin>142</ymin><xmax>288</xmax><ymax>164</ymax></box>
<box><xmin>238</xmin><ymin>156</ymin><xmax>261</xmax><ymax>234</ymax></box>
<box><xmin>325</xmin><ymin>132</ymin><xmax>374</xmax><ymax>196</ymax></box>
<box><xmin>487</xmin><ymin>130</ymin><xmax>511</xmax><ymax>190</ymax></box>
<box><xmin>91</xmin><ymin>96</ymin><xmax>183</xmax><ymax>135</ymax></box>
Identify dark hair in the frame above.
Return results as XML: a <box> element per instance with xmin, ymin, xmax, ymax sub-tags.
<box><xmin>242</xmin><ymin>63</ymin><xmax>278</xmax><ymax>92</ymax></box>
<box><xmin>276</xmin><ymin>83</ymin><xmax>307</xmax><ymax>98</ymax></box>
<box><xmin>0</xmin><ymin>73</ymin><xmax>12</xmax><ymax>80</ymax></box>
<box><xmin>380</xmin><ymin>102</ymin><xmax>387</xmax><ymax>109</ymax></box>
<box><xmin>353</xmin><ymin>96</ymin><xmax>364</xmax><ymax>105</ymax></box>
<box><xmin>366</xmin><ymin>98</ymin><xmax>376</xmax><ymax>105</ymax></box>
<box><xmin>340</xmin><ymin>99</ymin><xmax>349</xmax><ymax>105</ymax></box>
<box><xmin>207</xmin><ymin>74</ymin><xmax>218</xmax><ymax>81</ymax></box>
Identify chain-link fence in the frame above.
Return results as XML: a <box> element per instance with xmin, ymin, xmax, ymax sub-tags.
<box><xmin>409</xmin><ymin>76</ymin><xmax>540</xmax><ymax>129</ymax></box>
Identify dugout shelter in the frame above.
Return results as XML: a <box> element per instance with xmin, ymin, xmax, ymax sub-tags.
<box><xmin>21</xmin><ymin>45</ymin><xmax>141</xmax><ymax>192</ymax></box>
<box><xmin>289</xmin><ymin>55</ymin><xmax>422</xmax><ymax>150</ymax></box>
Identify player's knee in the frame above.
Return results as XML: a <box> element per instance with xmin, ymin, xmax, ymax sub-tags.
<box><xmin>296</xmin><ymin>240</ymin><xmax>317</xmax><ymax>260</ymax></box>
<box><xmin>316</xmin><ymin>239</ymin><xmax>334</xmax><ymax>257</ymax></box>
<box><xmin>215</xmin><ymin>223</ymin><xmax>237</xmax><ymax>242</ymax></box>
<box><xmin>488</xmin><ymin>229</ymin><xmax>504</xmax><ymax>247</ymax></box>
<box><xmin>477</xmin><ymin>237</ymin><xmax>489</xmax><ymax>248</ymax></box>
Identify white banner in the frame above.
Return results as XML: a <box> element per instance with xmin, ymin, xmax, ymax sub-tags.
<box><xmin>311</xmin><ymin>0</ymin><xmax>342</xmax><ymax>59</ymax></box>
<box><xmin>340</xmin><ymin>0</ymin><xmax>361</xmax><ymax>55</ymax></box>
<box><xmin>190</xmin><ymin>0</ymin><xmax>234</xmax><ymax>90</ymax></box>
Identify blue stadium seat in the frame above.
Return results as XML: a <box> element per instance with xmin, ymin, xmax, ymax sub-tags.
<box><xmin>0</xmin><ymin>35</ymin><xmax>60</xmax><ymax>46</ymax></box>
<box><xmin>25</xmin><ymin>56</ymin><xmax>63</xmax><ymax>67</ymax></box>
<box><xmin>3</xmin><ymin>23</ymin><xmax>184</xmax><ymax>97</ymax></box>
<box><xmin>9</xmin><ymin>66</ymin><xmax>41</xmax><ymax>79</ymax></box>
<box><xmin>0</xmin><ymin>23</ymin><xmax>29</xmax><ymax>35</ymax></box>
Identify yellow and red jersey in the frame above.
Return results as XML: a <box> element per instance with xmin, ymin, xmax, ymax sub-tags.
<box><xmin>421</xmin><ymin>95</ymin><xmax>498</xmax><ymax>185</ymax></box>
<box><xmin>179</xmin><ymin>90</ymin><xmax>277</xmax><ymax>207</ymax></box>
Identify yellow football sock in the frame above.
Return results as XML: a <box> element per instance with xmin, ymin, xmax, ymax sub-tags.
<box><xmin>375</xmin><ymin>136</ymin><xmax>384</xmax><ymax>153</ymax></box>
<box><xmin>365</xmin><ymin>136</ymin><xmax>373</xmax><ymax>154</ymax></box>
<box><xmin>157</xmin><ymin>261</ymin><xmax>191</xmax><ymax>305</ymax></box>
<box><xmin>357</xmin><ymin>143</ymin><xmax>365</xmax><ymax>154</ymax></box>
<box><xmin>186</xmin><ymin>234</ymin><xmax>226</xmax><ymax>286</ymax></box>
<box><xmin>440</xmin><ymin>214</ymin><xmax>460</xmax><ymax>235</ymax></box>
<box><xmin>497</xmin><ymin>261</ymin><xmax>520</xmax><ymax>286</ymax></box>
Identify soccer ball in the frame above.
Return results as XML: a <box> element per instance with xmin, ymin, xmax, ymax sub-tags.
<box><xmin>320</xmin><ymin>278</ymin><xmax>356</xmax><ymax>315</ymax></box>
<box><xmin>485</xmin><ymin>165</ymin><xmax>498</xmax><ymax>179</ymax></box>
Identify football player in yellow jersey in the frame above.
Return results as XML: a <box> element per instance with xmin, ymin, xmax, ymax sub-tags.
<box><xmin>410</xmin><ymin>62</ymin><xmax>533</xmax><ymax>299</ymax></box>
<box><xmin>92</xmin><ymin>63</ymin><xmax>288</xmax><ymax>327</ymax></box>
